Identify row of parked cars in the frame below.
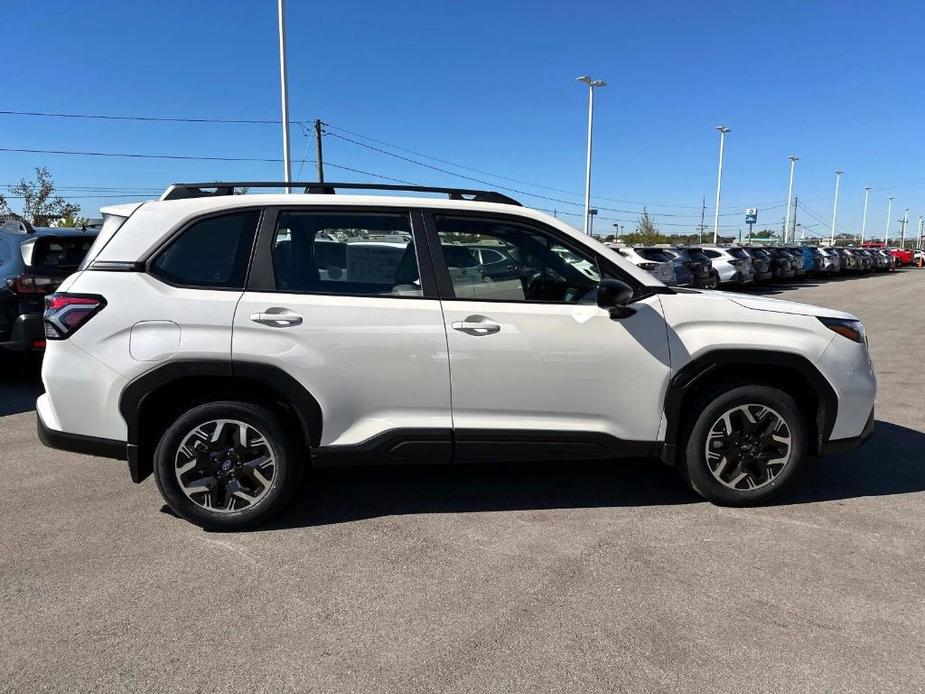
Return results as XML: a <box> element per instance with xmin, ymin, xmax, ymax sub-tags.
<box><xmin>609</xmin><ymin>242</ymin><xmax>918</xmax><ymax>288</ymax></box>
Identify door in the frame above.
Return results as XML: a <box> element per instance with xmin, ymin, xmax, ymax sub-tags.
<box><xmin>233</xmin><ymin>207</ymin><xmax>452</xmax><ymax>459</ymax></box>
<box><xmin>426</xmin><ymin>212</ymin><xmax>672</xmax><ymax>461</ymax></box>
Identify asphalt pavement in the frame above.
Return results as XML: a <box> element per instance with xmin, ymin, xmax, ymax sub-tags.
<box><xmin>1</xmin><ymin>270</ymin><xmax>923</xmax><ymax>693</ymax></box>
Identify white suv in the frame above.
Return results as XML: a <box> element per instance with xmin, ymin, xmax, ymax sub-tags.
<box><xmin>701</xmin><ymin>245</ymin><xmax>756</xmax><ymax>285</ymax></box>
<box><xmin>37</xmin><ymin>182</ymin><xmax>877</xmax><ymax>529</ymax></box>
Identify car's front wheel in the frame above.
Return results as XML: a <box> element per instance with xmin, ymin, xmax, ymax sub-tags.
<box><xmin>153</xmin><ymin>401</ymin><xmax>302</xmax><ymax>530</ymax></box>
<box><xmin>681</xmin><ymin>385</ymin><xmax>806</xmax><ymax>506</ymax></box>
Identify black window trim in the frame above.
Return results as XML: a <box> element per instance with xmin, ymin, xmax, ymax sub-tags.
<box><xmin>418</xmin><ymin>208</ymin><xmax>650</xmax><ymax>304</ymax></box>
<box><xmin>144</xmin><ymin>206</ymin><xmax>265</xmax><ymax>292</ymax></box>
<box><xmin>246</xmin><ymin>205</ymin><xmax>438</xmax><ymax>300</ymax></box>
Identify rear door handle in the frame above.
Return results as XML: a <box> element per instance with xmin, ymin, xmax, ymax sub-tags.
<box><xmin>451</xmin><ymin>318</ymin><xmax>501</xmax><ymax>336</ymax></box>
<box><xmin>250</xmin><ymin>309</ymin><xmax>303</xmax><ymax>327</ymax></box>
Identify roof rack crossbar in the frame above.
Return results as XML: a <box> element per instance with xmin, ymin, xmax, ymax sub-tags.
<box><xmin>160</xmin><ymin>181</ymin><xmax>521</xmax><ymax>206</ymax></box>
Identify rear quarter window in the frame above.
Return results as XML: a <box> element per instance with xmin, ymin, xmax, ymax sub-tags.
<box><xmin>150</xmin><ymin>210</ymin><xmax>260</xmax><ymax>289</ymax></box>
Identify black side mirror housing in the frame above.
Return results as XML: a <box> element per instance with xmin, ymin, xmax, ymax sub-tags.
<box><xmin>596</xmin><ymin>279</ymin><xmax>636</xmax><ymax>319</ymax></box>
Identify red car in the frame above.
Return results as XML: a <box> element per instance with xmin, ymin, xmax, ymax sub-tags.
<box><xmin>861</xmin><ymin>242</ymin><xmax>912</xmax><ymax>267</ymax></box>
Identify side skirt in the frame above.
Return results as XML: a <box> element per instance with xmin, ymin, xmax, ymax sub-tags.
<box><xmin>313</xmin><ymin>428</ymin><xmax>659</xmax><ymax>467</ymax></box>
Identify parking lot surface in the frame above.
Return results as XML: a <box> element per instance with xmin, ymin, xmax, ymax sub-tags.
<box><xmin>1</xmin><ymin>271</ymin><xmax>923</xmax><ymax>693</ymax></box>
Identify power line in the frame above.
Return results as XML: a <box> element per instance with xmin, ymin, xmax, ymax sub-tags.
<box><xmin>0</xmin><ymin>146</ymin><xmax>416</xmax><ymax>184</ymax></box>
<box><xmin>324</xmin><ymin>121</ymin><xmax>707</xmax><ymax>210</ymax></box>
<box><xmin>0</xmin><ymin>108</ymin><xmax>791</xmax><ymax>215</ymax></box>
<box><xmin>0</xmin><ymin>109</ymin><xmax>292</xmax><ymax>125</ymax></box>
<box><xmin>326</xmin><ymin>130</ymin><xmax>780</xmax><ymax>219</ymax></box>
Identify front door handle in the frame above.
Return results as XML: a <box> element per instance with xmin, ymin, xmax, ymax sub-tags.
<box><xmin>451</xmin><ymin>317</ymin><xmax>501</xmax><ymax>336</ymax></box>
<box><xmin>250</xmin><ymin>308</ymin><xmax>303</xmax><ymax>327</ymax></box>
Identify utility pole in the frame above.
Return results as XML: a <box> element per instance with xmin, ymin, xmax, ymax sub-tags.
<box><xmin>277</xmin><ymin>0</ymin><xmax>292</xmax><ymax>190</ymax></box>
<box><xmin>784</xmin><ymin>155</ymin><xmax>798</xmax><ymax>243</ymax></box>
<box><xmin>698</xmin><ymin>195</ymin><xmax>706</xmax><ymax>244</ymax></box>
<box><xmin>860</xmin><ymin>186</ymin><xmax>871</xmax><ymax>244</ymax></box>
<box><xmin>900</xmin><ymin>209</ymin><xmax>909</xmax><ymax>249</ymax></box>
<box><xmin>884</xmin><ymin>195</ymin><xmax>894</xmax><ymax>246</ymax></box>
<box><xmin>314</xmin><ymin>119</ymin><xmax>325</xmax><ymax>182</ymax></box>
<box><xmin>918</xmin><ymin>216</ymin><xmax>924</xmax><ymax>250</ymax></box>
<box><xmin>577</xmin><ymin>76</ymin><xmax>606</xmax><ymax>234</ymax></box>
<box><xmin>712</xmin><ymin>126</ymin><xmax>731</xmax><ymax>244</ymax></box>
<box><xmin>829</xmin><ymin>170</ymin><xmax>843</xmax><ymax>246</ymax></box>
<box><xmin>792</xmin><ymin>197</ymin><xmax>798</xmax><ymax>242</ymax></box>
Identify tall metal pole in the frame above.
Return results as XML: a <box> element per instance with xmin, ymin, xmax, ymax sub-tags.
<box><xmin>860</xmin><ymin>186</ymin><xmax>871</xmax><ymax>244</ymax></box>
<box><xmin>829</xmin><ymin>170</ymin><xmax>843</xmax><ymax>246</ymax></box>
<box><xmin>577</xmin><ymin>76</ymin><xmax>605</xmax><ymax>234</ymax></box>
<box><xmin>918</xmin><ymin>216</ymin><xmax>923</xmax><ymax>250</ymax></box>
<box><xmin>884</xmin><ymin>195</ymin><xmax>894</xmax><ymax>246</ymax></box>
<box><xmin>784</xmin><ymin>155</ymin><xmax>798</xmax><ymax>243</ymax></box>
<box><xmin>583</xmin><ymin>85</ymin><xmax>594</xmax><ymax>234</ymax></box>
<box><xmin>712</xmin><ymin>126</ymin><xmax>731</xmax><ymax>244</ymax></box>
<box><xmin>314</xmin><ymin>119</ymin><xmax>325</xmax><ymax>182</ymax></box>
<box><xmin>901</xmin><ymin>208</ymin><xmax>909</xmax><ymax>248</ymax></box>
<box><xmin>277</xmin><ymin>0</ymin><xmax>292</xmax><ymax>190</ymax></box>
<box><xmin>698</xmin><ymin>195</ymin><xmax>706</xmax><ymax>244</ymax></box>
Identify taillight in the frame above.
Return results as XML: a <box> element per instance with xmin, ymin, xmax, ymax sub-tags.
<box><xmin>638</xmin><ymin>262</ymin><xmax>657</xmax><ymax>270</ymax></box>
<box><xmin>43</xmin><ymin>293</ymin><xmax>106</xmax><ymax>340</ymax></box>
<box><xmin>728</xmin><ymin>259</ymin><xmax>742</xmax><ymax>266</ymax></box>
<box><xmin>6</xmin><ymin>273</ymin><xmax>58</xmax><ymax>295</ymax></box>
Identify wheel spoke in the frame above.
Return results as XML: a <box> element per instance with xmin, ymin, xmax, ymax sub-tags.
<box><xmin>174</xmin><ymin>418</ymin><xmax>276</xmax><ymax>515</ymax></box>
<box><xmin>704</xmin><ymin>403</ymin><xmax>793</xmax><ymax>492</ymax></box>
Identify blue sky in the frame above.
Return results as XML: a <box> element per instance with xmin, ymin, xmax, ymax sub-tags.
<box><xmin>3</xmin><ymin>0</ymin><xmax>924</xmax><ymax>237</ymax></box>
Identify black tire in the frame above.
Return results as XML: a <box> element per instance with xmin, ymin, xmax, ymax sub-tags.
<box><xmin>153</xmin><ymin>400</ymin><xmax>302</xmax><ymax>530</ymax></box>
<box><xmin>680</xmin><ymin>384</ymin><xmax>806</xmax><ymax>506</ymax></box>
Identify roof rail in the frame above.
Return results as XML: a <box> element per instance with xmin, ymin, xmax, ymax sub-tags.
<box><xmin>160</xmin><ymin>181</ymin><xmax>521</xmax><ymax>206</ymax></box>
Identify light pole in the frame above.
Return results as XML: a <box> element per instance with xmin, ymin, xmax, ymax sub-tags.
<box><xmin>884</xmin><ymin>195</ymin><xmax>894</xmax><ymax>246</ymax></box>
<box><xmin>829</xmin><ymin>170</ymin><xmax>843</xmax><ymax>246</ymax></box>
<box><xmin>577</xmin><ymin>76</ymin><xmax>606</xmax><ymax>234</ymax></box>
<box><xmin>277</xmin><ymin>0</ymin><xmax>292</xmax><ymax>190</ymax></box>
<box><xmin>860</xmin><ymin>186</ymin><xmax>871</xmax><ymax>244</ymax></box>
<box><xmin>712</xmin><ymin>126</ymin><xmax>731</xmax><ymax>243</ymax></box>
<box><xmin>918</xmin><ymin>216</ymin><xmax>924</xmax><ymax>250</ymax></box>
<box><xmin>784</xmin><ymin>155</ymin><xmax>798</xmax><ymax>243</ymax></box>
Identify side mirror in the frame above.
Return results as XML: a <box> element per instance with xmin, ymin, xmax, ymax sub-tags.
<box><xmin>596</xmin><ymin>279</ymin><xmax>636</xmax><ymax>319</ymax></box>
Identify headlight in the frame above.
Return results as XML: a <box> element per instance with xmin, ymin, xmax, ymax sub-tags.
<box><xmin>818</xmin><ymin>316</ymin><xmax>865</xmax><ymax>344</ymax></box>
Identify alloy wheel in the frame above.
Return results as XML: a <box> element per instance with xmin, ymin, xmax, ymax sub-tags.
<box><xmin>174</xmin><ymin>419</ymin><xmax>277</xmax><ymax>513</ymax></box>
<box><xmin>704</xmin><ymin>404</ymin><xmax>792</xmax><ymax>491</ymax></box>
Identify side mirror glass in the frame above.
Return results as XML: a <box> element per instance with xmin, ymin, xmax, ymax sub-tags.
<box><xmin>596</xmin><ymin>279</ymin><xmax>636</xmax><ymax>319</ymax></box>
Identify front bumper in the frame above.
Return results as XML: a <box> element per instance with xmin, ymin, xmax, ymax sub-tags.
<box><xmin>818</xmin><ymin>408</ymin><xmax>875</xmax><ymax>456</ymax></box>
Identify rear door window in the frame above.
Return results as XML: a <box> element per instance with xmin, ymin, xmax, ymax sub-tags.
<box><xmin>727</xmin><ymin>248</ymin><xmax>749</xmax><ymax>260</ymax></box>
<box><xmin>271</xmin><ymin>211</ymin><xmax>421</xmax><ymax>297</ymax></box>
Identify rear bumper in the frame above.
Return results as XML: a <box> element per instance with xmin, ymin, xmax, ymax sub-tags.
<box><xmin>0</xmin><ymin>314</ymin><xmax>45</xmax><ymax>352</ymax></box>
<box><xmin>37</xmin><ymin>409</ymin><xmax>127</xmax><ymax>461</ymax></box>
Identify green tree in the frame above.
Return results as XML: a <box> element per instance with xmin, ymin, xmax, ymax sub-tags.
<box><xmin>623</xmin><ymin>209</ymin><xmax>666</xmax><ymax>245</ymax></box>
<box><xmin>52</xmin><ymin>212</ymin><xmax>92</xmax><ymax>228</ymax></box>
<box><xmin>4</xmin><ymin>167</ymin><xmax>80</xmax><ymax>226</ymax></box>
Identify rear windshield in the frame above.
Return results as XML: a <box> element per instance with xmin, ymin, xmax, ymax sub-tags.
<box><xmin>635</xmin><ymin>248</ymin><xmax>671</xmax><ymax>262</ymax></box>
<box><xmin>727</xmin><ymin>248</ymin><xmax>749</xmax><ymax>259</ymax></box>
<box><xmin>29</xmin><ymin>236</ymin><xmax>96</xmax><ymax>271</ymax></box>
<box><xmin>688</xmin><ymin>250</ymin><xmax>709</xmax><ymax>262</ymax></box>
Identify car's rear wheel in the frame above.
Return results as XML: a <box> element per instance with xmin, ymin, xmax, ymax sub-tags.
<box><xmin>681</xmin><ymin>385</ymin><xmax>806</xmax><ymax>505</ymax></box>
<box><xmin>153</xmin><ymin>401</ymin><xmax>302</xmax><ymax>530</ymax></box>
